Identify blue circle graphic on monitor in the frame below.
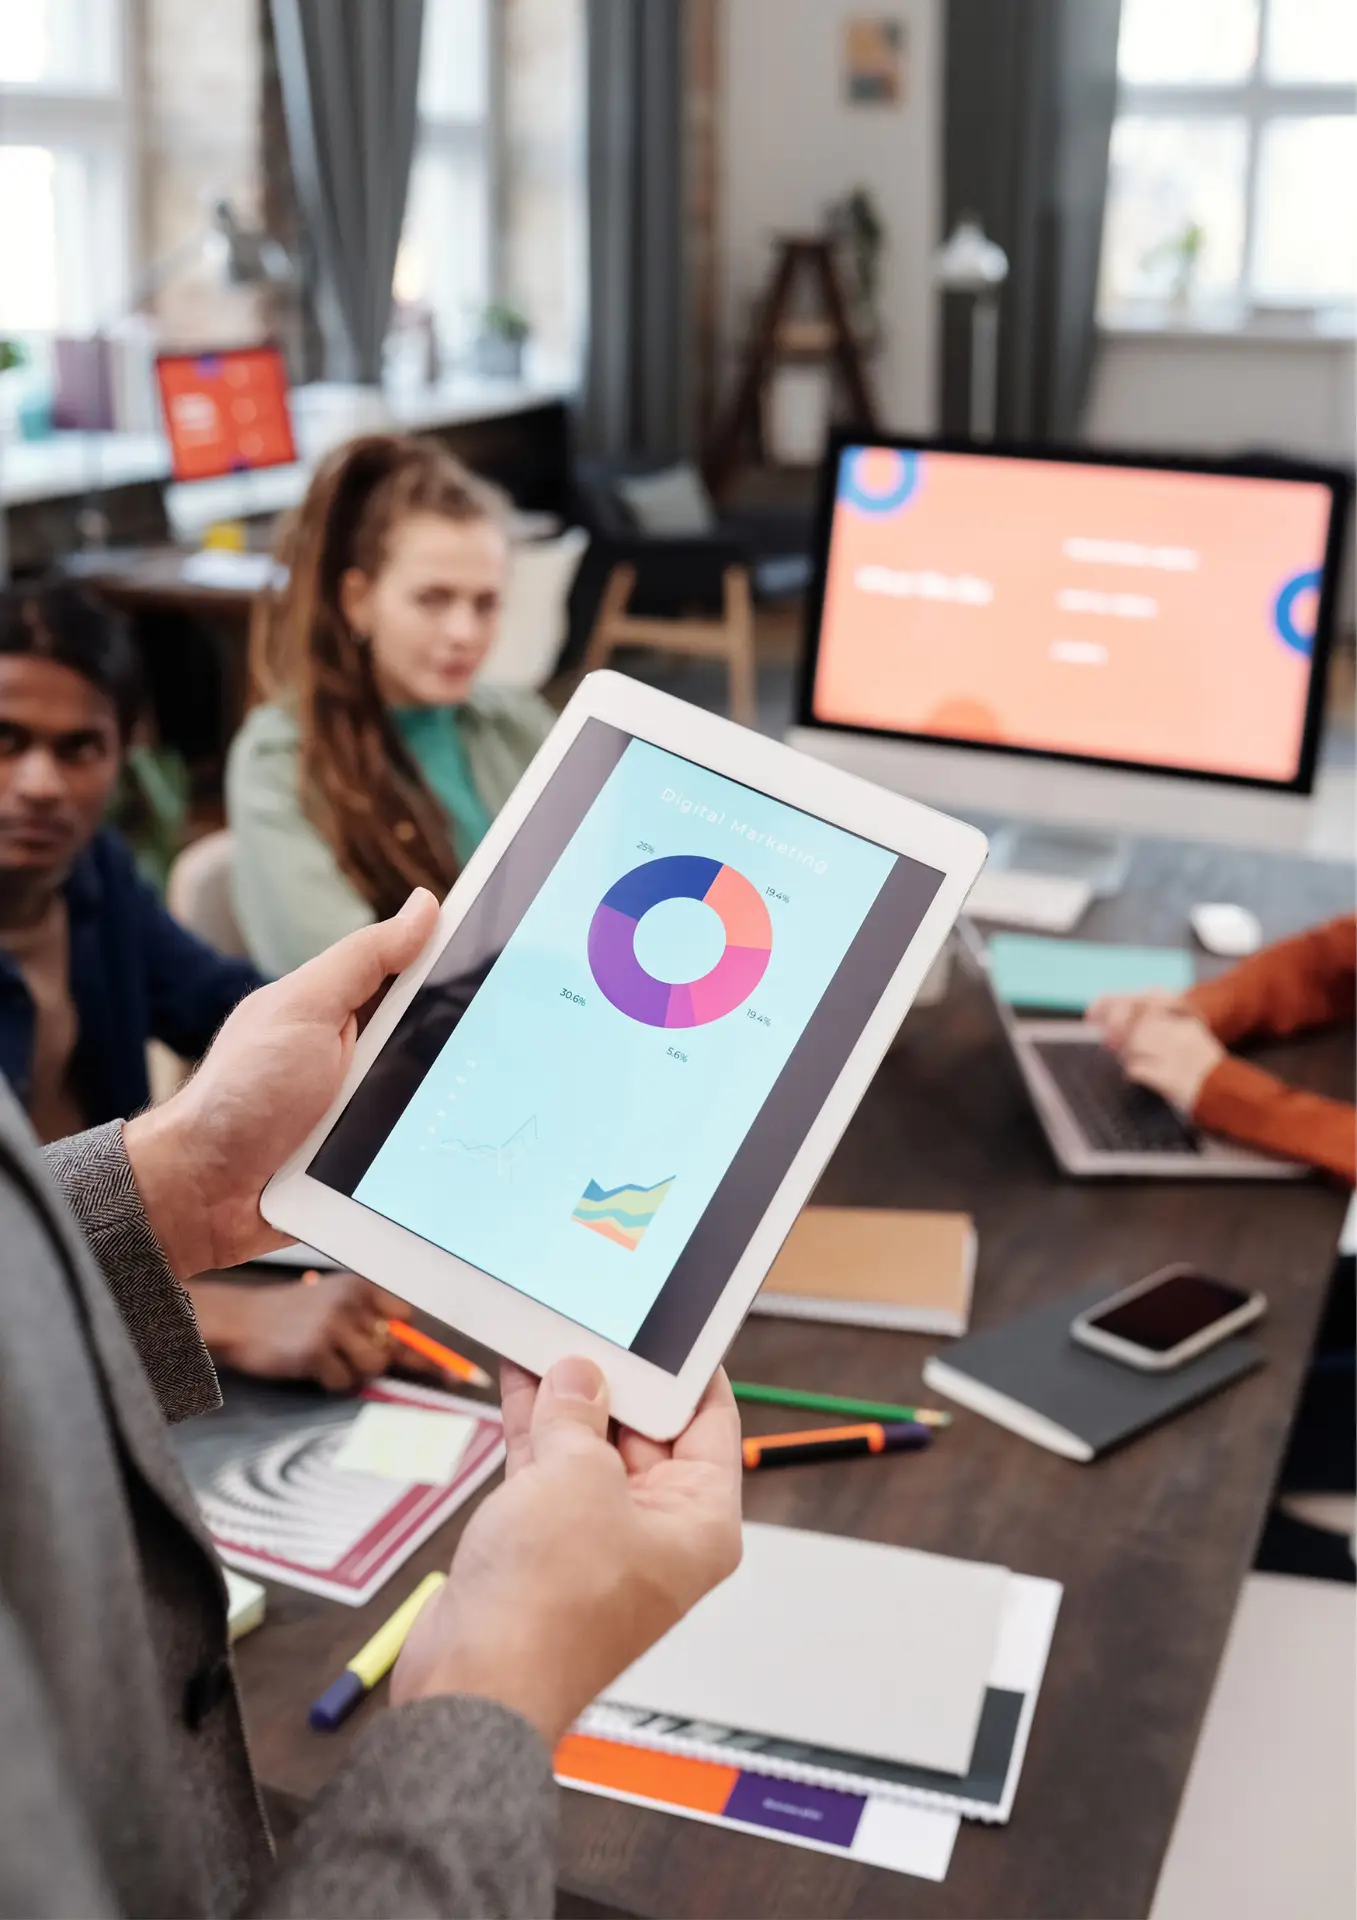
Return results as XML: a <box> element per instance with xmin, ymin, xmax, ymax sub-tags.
<box><xmin>1273</xmin><ymin>568</ymin><xmax>1321</xmax><ymax>657</ymax></box>
<box><xmin>840</xmin><ymin>447</ymin><xmax>921</xmax><ymax>516</ymax></box>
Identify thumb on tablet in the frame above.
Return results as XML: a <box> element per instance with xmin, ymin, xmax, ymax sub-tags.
<box><xmin>531</xmin><ymin>1356</ymin><xmax>611</xmax><ymax>1461</ymax></box>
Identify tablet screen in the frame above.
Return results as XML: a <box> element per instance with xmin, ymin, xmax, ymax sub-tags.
<box><xmin>310</xmin><ymin>722</ymin><xmax>943</xmax><ymax>1372</ymax></box>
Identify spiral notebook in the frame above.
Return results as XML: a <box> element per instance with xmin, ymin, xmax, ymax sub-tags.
<box><xmin>577</xmin><ymin>1571</ymin><xmax>1060</xmax><ymax>1825</ymax></box>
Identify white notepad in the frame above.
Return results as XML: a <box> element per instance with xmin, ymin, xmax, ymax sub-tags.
<box><xmin>582</xmin><ymin>1571</ymin><xmax>1061</xmax><ymax>1825</ymax></box>
<box><xmin>603</xmin><ymin>1522</ymin><xmax>1009</xmax><ymax>1777</ymax></box>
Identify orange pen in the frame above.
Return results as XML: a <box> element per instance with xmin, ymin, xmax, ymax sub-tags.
<box><xmin>384</xmin><ymin>1318</ymin><xmax>493</xmax><ymax>1390</ymax></box>
<box><xmin>301</xmin><ymin>1271</ymin><xmax>492</xmax><ymax>1389</ymax></box>
<box><xmin>741</xmin><ymin>1421</ymin><xmax>931</xmax><ymax>1470</ymax></box>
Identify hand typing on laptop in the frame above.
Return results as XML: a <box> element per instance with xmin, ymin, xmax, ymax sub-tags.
<box><xmin>1090</xmin><ymin>993</ymin><xmax>1225</xmax><ymax>1114</ymax></box>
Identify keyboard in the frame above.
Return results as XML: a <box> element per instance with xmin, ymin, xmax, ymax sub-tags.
<box><xmin>1032</xmin><ymin>1040</ymin><xmax>1200</xmax><ymax>1155</ymax></box>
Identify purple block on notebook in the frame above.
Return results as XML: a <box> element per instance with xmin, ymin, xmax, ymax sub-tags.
<box><xmin>723</xmin><ymin>1772</ymin><xmax>865</xmax><ymax>1849</ymax></box>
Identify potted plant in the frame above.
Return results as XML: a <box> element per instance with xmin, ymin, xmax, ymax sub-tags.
<box><xmin>473</xmin><ymin>302</ymin><xmax>531</xmax><ymax>380</ymax></box>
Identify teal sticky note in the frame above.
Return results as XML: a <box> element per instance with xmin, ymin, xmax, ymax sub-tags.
<box><xmin>988</xmin><ymin>934</ymin><xmax>1195</xmax><ymax>1013</ymax></box>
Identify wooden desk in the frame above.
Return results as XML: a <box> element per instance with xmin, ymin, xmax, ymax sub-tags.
<box><xmin>231</xmin><ymin>838</ymin><xmax>1354</xmax><ymax>1919</ymax></box>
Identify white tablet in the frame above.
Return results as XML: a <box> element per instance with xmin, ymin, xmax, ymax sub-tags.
<box><xmin>262</xmin><ymin>672</ymin><xmax>987</xmax><ymax>1437</ymax></box>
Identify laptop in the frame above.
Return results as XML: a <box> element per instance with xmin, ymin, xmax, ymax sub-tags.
<box><xmin>957</xmin><ymin>922</ymin><xmax>1305</xmax><ymax>1181</ymax></box>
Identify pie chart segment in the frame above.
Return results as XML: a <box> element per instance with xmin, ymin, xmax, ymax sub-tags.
<box><xmin>588</xmin><ymin>855</ymin><xmax>773</xmax><ymax>1027</ymax></box>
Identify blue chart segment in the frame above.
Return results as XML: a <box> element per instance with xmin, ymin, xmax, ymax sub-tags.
<box><xmin>587</xmin><ymin>854</ymin><xmax>773</xmax><ymax>1028</ymax></box>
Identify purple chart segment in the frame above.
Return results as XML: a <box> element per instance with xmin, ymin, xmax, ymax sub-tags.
<box><xmin>587</xmin><ymin>903</ymin><xmax>672</xmax><ymax>1026</ymax></box>
<box><xmin>587</xmin><ymin>856</ymin><xmax>774</xmax><ymax>1028</ymax></box>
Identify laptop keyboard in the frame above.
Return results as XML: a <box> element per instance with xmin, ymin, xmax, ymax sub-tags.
<box><xmin>1032</xmin><ymin>1041</ymin><xmax>1200</xmax><ymax>1155</ymax></box>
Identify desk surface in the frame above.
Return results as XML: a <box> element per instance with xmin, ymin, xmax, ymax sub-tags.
<box><xmin>231</xmin><ymin>836</ymin><xmax>1353</xmax><ymax>1920</ymax></box>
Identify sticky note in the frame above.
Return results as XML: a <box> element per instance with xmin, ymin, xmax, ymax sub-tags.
<box><xmin>988</xmin><ymin>934</ymin><xmax>1195</xmax><ymax>1013</ymax></box>
<box><xmin>333</xmin><ymin>1404</ymin><xmax>475</xmax><ymax>1484</ymax></box>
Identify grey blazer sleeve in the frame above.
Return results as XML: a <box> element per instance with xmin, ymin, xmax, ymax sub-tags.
<box><xmin>251</xmin><ymin>1697</ymin><xmax>559</xmax><ymax>1920</ymax></box>
<box><xmin>41</xmin><ymin>1121</ymin><xmax>220</xmax><ymax>1425</ymax></box>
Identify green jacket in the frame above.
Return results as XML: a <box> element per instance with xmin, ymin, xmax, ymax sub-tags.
<box><xmin>226</xmin><ymin>687</ymin><xmax>554</xmax><ymax>975</ymax></box>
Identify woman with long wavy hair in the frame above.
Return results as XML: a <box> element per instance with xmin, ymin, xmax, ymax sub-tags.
<box><xmin>227</xmin><ymin>434</ymin><xmax>554</xmax><ymax>974</ymax></box>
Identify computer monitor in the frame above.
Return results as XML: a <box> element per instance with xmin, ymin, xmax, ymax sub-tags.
<box><xmin>154</xmin><ymin>345</ymin><xmax>297</xmax><ymax>484</ymax></box>
<box><xmin>789</xmin><ymin>433</ymin><xmax>1350</xmax><ymax>861</ymax></box>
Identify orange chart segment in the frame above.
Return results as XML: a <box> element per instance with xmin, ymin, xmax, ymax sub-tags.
<box><xmin>705</xmin><ymin>862</ymin><xmax>773</xmax><ymax>950</ymax></box>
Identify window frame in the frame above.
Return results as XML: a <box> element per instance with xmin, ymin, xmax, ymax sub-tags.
<box><xmin>0</xmin><ymin>0</ymin><xmax>138</xmax><ymax>335</ymax></box>
<box><xmin>398</xmin><ymin>0</ymin><xmax>504</xmax><ymax>347</ymax></box>
<box><xmin>1102</xmin><ymin>0</ymin><xmax>1357</xmax><ymax>335</ymax></box>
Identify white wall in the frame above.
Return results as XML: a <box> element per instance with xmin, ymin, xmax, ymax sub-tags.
<box><xmin>720</xmin><ymin>0</ymin><xmax>942</xmax><ymax>437</ymax></box>
<box><xmin>1085</xmin><ymin>334</ymin><xmax>1356</xmax><ymax>467</ymax></box>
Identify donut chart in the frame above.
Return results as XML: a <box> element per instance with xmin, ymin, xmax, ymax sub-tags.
<box><xmin>588</xmin><ymin>854</ymin><xmax>772</xmax><ymax>1028</ymax></box>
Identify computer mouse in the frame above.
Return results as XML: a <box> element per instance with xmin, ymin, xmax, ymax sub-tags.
<box><xmin>1190</xmin><ymin>902</ymin><xmax>1262</xmax><ymax>958</ymax></box>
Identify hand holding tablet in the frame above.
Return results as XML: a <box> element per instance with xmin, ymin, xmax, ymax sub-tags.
<box><xmin>262</xmin><ymin>673</ymin><xmax>987</xmax><ymax>1438</ymax></box>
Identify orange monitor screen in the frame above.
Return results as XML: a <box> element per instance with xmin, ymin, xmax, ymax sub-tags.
<box><xmin>155</xmin><ymin>347</ymin><xmax>297</xmax><ymax>482</ymax></box>
<box><xmin>809</xmin><ymin>446</ymin><xmax>1337</xmax><ymax>787</ymax></box>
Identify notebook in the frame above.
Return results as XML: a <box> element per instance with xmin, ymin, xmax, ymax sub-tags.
<box><xmin>555</xmin><ymin>1734</ymin><xmax>961</xmax><ymax>1882</ymax></box>
<box><xmin>923</xmin><ymin>1282</ymin><xmax>1264</xmax><ymax>1462</ymax></box>
<box><xmin>987</xmin><ymin>934</ymin><xmax>1195</xmax><ymax>1014</ymax></box>
<box><xmin>579</xmin><ymin>1570</ymin><xmax>1061</xmax><ymax>1826</ymax></box>
<box><xmin>752</xmin><ymin>1207</ymin><xmax>976</xmax><ymax>1335</ymax></box>
<box><xmin>176</xmin><ymin>1380</ymin><xmax>504</xmax><ymax>1605</ymax></box>
<box><xmin>224</xmin><ymin>1568</ymin><xmax>267</xmax><ymax>1642</ymax></box>
<box><xmin>603</xmin><ymin>1521</ymin><xmax>1010</xmax><ymax>1777</ymax></box>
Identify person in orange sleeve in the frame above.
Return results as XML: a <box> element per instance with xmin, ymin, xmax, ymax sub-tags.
<box><xmin>1094</xmin><ymin>915</ymin><xmax>1356</xmax><ymax>1583</ymax></box>
<box><xmin>1091</xmin><ymin>914</ymin><xmax>1355</xmax><ymax>1184</ymax></box>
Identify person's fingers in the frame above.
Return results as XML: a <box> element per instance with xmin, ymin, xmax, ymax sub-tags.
<box><xmin>364</xmin><ymin>1284</ymin><xmax>415</xmax><ymax>1320</ymax></box>
<box><xmin>617</xmin><ymin>1425</ymin><xmax>672</xmax><ymax>1477</ymax></box>
<box><xmin>1122</xmin><ymin>1041</ymin><xmax>1168</xmax><ymax>1093</ymax></box>
<box><xmin>331</xmin><ymin>1314</ymin><xmax>394</xmax><ymax>1379</ymax></box>
<box><xmin>669</xmin><ymin>1367</ymin><xmax>743</xmax><ymax>1474</ymax></box>
<box><xmin>499</xmin><ymin>1360</ymin><xmax>540</xmax><ymax>1476</ymax></box>
<box><xmin>1091</xmin><ymin>997</ymin><xmax>1137</xmax><ymax>1050</ymax></box>
<box><xmin>314</xmin><ymin>1347</ymin><xmax>360</xmax><ymax>1393</ymax></box>
<box><xmin>529</xmin><ymin>1355</ymin><xmax>613</xmax><ymax>1466</ymax></box>
<box><xmin>267</xmin><ymin>890</ymin><xmax>439</xmax><ymax>1032</ymax></box>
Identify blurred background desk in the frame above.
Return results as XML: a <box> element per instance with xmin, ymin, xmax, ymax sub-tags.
<box><xmin>0</xmin><ymin>377</ymin><xmax>573</xmax><ymax>574</ymax></box>
<box><xmin>229</xmin><ymin>835</ymin><xmax>1353</xmax><ymax>1919</ymax></box>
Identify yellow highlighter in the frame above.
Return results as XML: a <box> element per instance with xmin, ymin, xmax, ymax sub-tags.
<box><xmin>308</xmin><ymin>1571</ymin><xmax>446</xmax><ymax>1730</ymax></box>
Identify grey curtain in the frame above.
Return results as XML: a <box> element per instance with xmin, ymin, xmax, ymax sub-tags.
<box><xmin>270</xmin><ymin>0</ymin><xmax>425</xmax><ymax>385</ymax></box>
<box><xmin>941</xmin><ymin>0</ymin><xmax>1122</xmax><ymax>442</ymax></box>
<box><xmin>581</xmin><ymin>0</ymin><xmax>686</xmax><ymax>461</ymax></box>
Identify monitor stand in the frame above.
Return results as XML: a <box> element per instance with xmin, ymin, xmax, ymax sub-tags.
<box><xmin>988</xmin><ymin>822</ymin><xmax>1133</xmax><ymax>898</ymax></box>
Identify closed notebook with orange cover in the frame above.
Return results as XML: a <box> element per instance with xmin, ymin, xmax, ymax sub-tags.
<box><xmin>753</xmin><ymin>1208</ymin><xmax>976</xmax><ymax>1337</ymax></box>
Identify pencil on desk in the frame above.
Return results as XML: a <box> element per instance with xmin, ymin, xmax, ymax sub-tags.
<box><xmin>731</xmin><ymin>1381</ymin><xmax>951</xmax><ymax>1427</ymax></box>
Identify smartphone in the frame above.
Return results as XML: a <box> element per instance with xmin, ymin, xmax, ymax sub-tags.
<box><xmin>1071</xmin><ymin>1265</ymin><xmax>1265</xmax><ymax>1372</ymax></box>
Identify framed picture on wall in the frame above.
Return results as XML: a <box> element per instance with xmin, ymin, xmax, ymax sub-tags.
<box><xmin>844</xmin><ymin>18</ymin><xmax>907</xmax><ymax>106</ymax></box>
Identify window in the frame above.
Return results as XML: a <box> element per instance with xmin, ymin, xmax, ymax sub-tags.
<box><xmin>393</xmin><ymin>0</ymin><xmax>495</xmax><ymax>360</ymax></box>
<box><xmin>0</xmin><ymin>0</ymin><xmax>132</xmax><ymax>335</ymax></box>
<box><xmin>1099</xmin><ymin>0</ymin><xmax>1357</xmax><ymax>327</ymax></box>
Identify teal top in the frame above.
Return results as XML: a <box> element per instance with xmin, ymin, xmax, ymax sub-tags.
<box><xmin>391</xmin><ymin>705</ymin><xmax>493</xmax><ymax>865</ymax></box>
<box><xmin>226</xmin><ymin>685</ymin><xmax>556</xmax><ymax>976</ymax></box>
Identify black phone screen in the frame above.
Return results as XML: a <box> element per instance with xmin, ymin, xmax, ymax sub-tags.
<box><xmin>1088</xmin><ymin>1273</ymin><xmax>1253</xmax><ymax>1353</ymax></box>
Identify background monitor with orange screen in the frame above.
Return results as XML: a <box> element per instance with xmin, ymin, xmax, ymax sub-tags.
<box><xmin>155</xmin><ymin>346</ymin><xmax>297</xmax><ymax>484</ymax></box>
<box><xmin>798</xmin><ymin>434</ymin><xmax>1349</xmax><ymax>797</ymax></box>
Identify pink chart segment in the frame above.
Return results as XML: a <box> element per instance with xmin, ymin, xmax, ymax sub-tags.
<box><xmin>587</xmin><ymin>854</ymin><xmax>773</xmax><ymax>1029</ymax></box>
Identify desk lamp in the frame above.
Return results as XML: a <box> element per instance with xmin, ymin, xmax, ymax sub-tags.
<box><xmin>933</xmin><ymin>219</ymin><xmax>1009</xmax><ymax>442</ymax></box>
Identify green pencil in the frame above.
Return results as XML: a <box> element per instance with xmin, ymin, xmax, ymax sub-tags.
<box><xmin>731</xmin><ymin>1382</ymin><xmax>951</xmax><ymax>1428</ymax></box>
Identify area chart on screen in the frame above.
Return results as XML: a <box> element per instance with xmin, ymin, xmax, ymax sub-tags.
<box><xmin>587</xmin><ymin>854</ymin><xmax>773</xmax><ymax>1029</ymax></box>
